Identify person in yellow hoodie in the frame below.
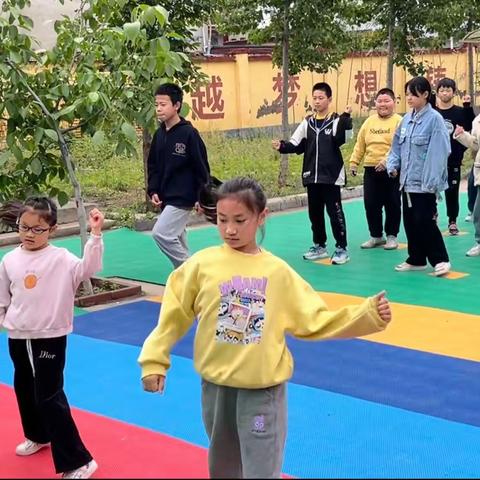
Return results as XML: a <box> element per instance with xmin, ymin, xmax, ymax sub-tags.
<box><xmin>138</xmin><ymin>176</ymin><xmax>392</xmax><ymax>479</ymax></box>
<box><xmin>350</xmin><ymin>88</ymin><xmax>403</xmax><ymax>250</ymax></box>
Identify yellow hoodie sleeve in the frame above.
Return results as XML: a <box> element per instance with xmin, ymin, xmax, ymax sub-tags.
<box><xmin>138</xmin><ymin>259</ymin><xmax>199</xmax><ymax>379</ymax></box>
<box><xmin>283</xmin><ymin>267</ymin><xmax>388</xmax><ymax>340</ymax></box>
<box><xmin>349</xmin><ymin>120</ymin><xmax>367</xmax><ymax>168</ymax></box>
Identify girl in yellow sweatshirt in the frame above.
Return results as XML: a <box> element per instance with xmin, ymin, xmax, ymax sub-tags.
<box><xmin>138</xmin><ymin>176</ymin><xmax>392</xmax><ymax>478</ymax></box>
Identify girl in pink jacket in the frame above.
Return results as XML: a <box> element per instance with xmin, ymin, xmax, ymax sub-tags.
<box><xmin>0</xmin><ymin>197</ymin><xmax>104</xmax><ymax>479</ymax></box>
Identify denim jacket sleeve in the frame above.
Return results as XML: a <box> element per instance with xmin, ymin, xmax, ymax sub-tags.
<box><xmin>421</xmin><ymin>115</ymin><xmax>451</xmax><ymax>193</ymax></box>
<box><xmin>386</xmin><ymin>117</ymin><xmax>403</xmax><ymax>174</ymax></box>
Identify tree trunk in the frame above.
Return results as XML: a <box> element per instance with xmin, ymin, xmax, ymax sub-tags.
<box><xmin>467</xmin><ymin>43</ymin><xmax>475</xmax><ymax>106</ymax></box>
<box><xmin>386</xmin><ymin>16</ymin><xmax>394</xmax><ymax>89</ymax></box>
<box><xmin>143</xmin><ymin>128</ymin><xmax>153</xmax><ymax>210</ymax></box>
<box><xmin>58</xmin><ymin>132</ymin><xmax>93</xmax><ymax>296</ymax></box>
<box><xmin>278</xmin><ymin>0</ymin><xmax>290</xmax><ymax>188</ymax></box>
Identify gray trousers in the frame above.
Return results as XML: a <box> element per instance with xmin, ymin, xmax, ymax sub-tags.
<box><xmin>201</xmin><ymin>380</ymin><xmax>287</xmax><ymax>479</ymax></box>
<box><xmin>473</xmin><ymin>186</ymin><xmax>480</xmax><ymax>244</ymax></box>
<box><xmin>152</xmin><ymin>205</ymin><xmax>191</xmax><ymax>268</ymax></box>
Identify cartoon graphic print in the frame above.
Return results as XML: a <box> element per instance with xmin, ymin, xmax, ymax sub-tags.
<box><xmin>216</xmin><ymin>276</ymin><xmax>267</xmax><ymax>345</ymax></box>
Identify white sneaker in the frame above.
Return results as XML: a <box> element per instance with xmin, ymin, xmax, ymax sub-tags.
<box><xmin>361</xmin><ymin>237</ymin><xmax>386</xmax><ymax>249</ymax></box>
<box><xmin>465</xmin><ymin>213</ymin><xmax>473</xmax><ymax>222</ymax></box>
<box><xmin>384</xmin><ymin>235</ymin><xmax>398</xmax><ymax>250</ymax></box>
<box><xmin>303</xmin><ymin>244</ymin><xmax>329</xmax><ymax>260</ymax></box>
<box><xmin>62</xmin><ymin>460</ymin><xmax>98</xmax><ymax>479</ymax></box>
<box><xmin>466</xmin><ymin>244</ymin><xmax>480</xmax><ymax>257</ymax></box>
<box><xmin>331</xmin><ymin>247</ymin><xmax>350</xmax><ymax>265</ymax></box>
<box><xmin>395</xmin><ymin>262</ymin><xmax>427</xmax><ymax>272</ymax></box>
<box><xmin>15</xmin><ymin>439</ymin><xmax>49</xmax><ymax>456</ymax></box>
<box><xmin>434</xmin><ymin>261</ymin><xmax>451</xmax><ymax>277</ymax></box>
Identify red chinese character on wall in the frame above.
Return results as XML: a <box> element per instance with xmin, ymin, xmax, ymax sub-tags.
<box><xmin>272</xmin><ymin>73</ymin><xmax>301</xmax><ymax>108</ymax></box>
<box><xmin>354</xmin><ymin>70</ymin><xmax>378</xmax><ymax>107</ymax></box>
<box><xmin>191</xmin><ymin>75</ymin><xmax>225</xmax><ymax>120</ymax></box>
<box><xmin>426</xmin><ymin>66</ymin><xmax>447</xmax><ymax>88</ymax></box>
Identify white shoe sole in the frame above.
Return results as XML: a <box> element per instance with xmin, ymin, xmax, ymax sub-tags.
<box><xmin>332</xmin><ymin>257</ymin><xmax>350</xmax><ymax>265</ymax></box>
<box><xmin>395</xmin><ymin>264</ymin><xmax>427</xmax><ymax>272</ymax></box>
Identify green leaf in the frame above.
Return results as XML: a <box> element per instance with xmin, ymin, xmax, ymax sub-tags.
<box><xmin>0</xmin><ymin>151</ymin><xmax>10</xmax><ymax>167</ymax></box>
<box><xmin>10</xmin><ymin>143</ymin><xmax>23</xmax><ymax>162</ymax></box>
<box><xmin>33</xmin><ymin>127</ymin><xmax>44</xmax><ymax>144</ymax></box>
<box><xmin>54</xmin><ymin>104</ymin><xmax>76</xmax><ymax>119</ymax></box>
<box><xmin>57</xmin><ymin>191</ymin><xmax>69</xmax><ymax>206</ymax></box>
<box><xmin>180</xmin><ymin>102</ymin><xmax>191</xmax><ymax>118</ymax></box>
<box><xmin>30</xmin><ymin>158</ymin><xmax>43</xmax><ymax>176</ymax></box>
<box><xmin>159</xmin><ymin>36</ymin><xmax>170</xmax><ymax>52</ymax></box>
<box><xmin>8</xmin><ymin>50</ymin><xmax>22</xmax><ymax>63</ymax></box>
<box><xmin>88</xmin><ymin>92</ymin><xmax>100</xmax><ymax>103</ymax></box>
<box><xmin>121</xmin><ymin>122</ymin><xmax>137</xmax><ymax>142</ymax></box>
<box><xmin>45</xmin><ymin>129</ymin><xmax>59</xmax><ymax>142</ymax></box>
<box><xmin>92</xmin><ymin>130</ymin><xmax>106</xmax><ymax>146</ymax></box>
<box><xmin>123</xmin><ymin>21</ymin><xmax>141</xmax><ymax>43</ymax></box>
<box><xmin>152</xmin><ymin>6</ymin><xmax>169</xmax><ymax>26</ymax></box>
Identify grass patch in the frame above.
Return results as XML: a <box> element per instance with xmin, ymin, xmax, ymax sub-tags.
<box><xmin>58</xmin><ymin>115</ymin><xmax>473</xmax><ymax>221</ymax></box>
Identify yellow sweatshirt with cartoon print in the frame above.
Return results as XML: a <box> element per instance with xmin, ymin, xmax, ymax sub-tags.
<box><xmin>138</xmin><ymin>245</ymin><xmax>389</xmax><ymax>389</ymax></box>
<box><xmin>349</xmin><ymin>113</ymin><xmax>402</xmax><ymax>168</ymax></box>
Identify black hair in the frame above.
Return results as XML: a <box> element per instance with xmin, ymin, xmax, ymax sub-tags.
<box><xmin>436</xmin><ymin>77</ymin><xmax>456</xmax><ymax>92</ymax></box>
<box><xmin>154</xmin><ymin>82</ymin><xmax>183</xmax><ymax>112</ymax></box>
<box><xmin>375</xmin><ymin>88</ymin><xmax>395</xmax><ymax>100</ymax></box>
<box><xmin>217</xmin><ymin>177</ymin><xmax>267</xmax><ymax>215</ymax></box>
<box><xmin>198</xmin><ymin>176</ymin><xmax>223</xmax><ymax>224</ymax></box>
<box><xmin>312</xmin><ymin>82</ymin><xmax>332</xmax><ymax>98</ymax></box>
<box><xmin>0</xmin><ymin>196</ymin><xmax>57</xmax><ymax>231</ymax></box>
<box><xmin>405</xmin><ymin>76</ymin><xmax>432</xmax><ymax>100</ymax></box>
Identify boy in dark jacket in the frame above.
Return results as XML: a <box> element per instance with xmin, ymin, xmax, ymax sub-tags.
<box><xmin>433</xmin><ymin>77</ymin><xmax>475</xmax><ymax>235</ymax></box>
<box><xmin>147</xmin><ymin>83</ymin><xmax>210</xmax><ymax>268</ymax></box>
<box><xmin>272</xmin><ymin>82</ymin><xmax>353</xmax><ymax>264</ymax></box>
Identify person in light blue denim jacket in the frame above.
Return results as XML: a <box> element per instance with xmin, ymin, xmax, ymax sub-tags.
<box><xmin>387</xmin><ymin>77</ymin><xmax>451</xmax><ymax>277</ymax></box>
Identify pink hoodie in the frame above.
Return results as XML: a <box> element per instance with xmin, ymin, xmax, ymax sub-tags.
<box><xmin>0</xmin><ymin>235</ymin><xmax>103</xmax><ymax>339</ymax></box>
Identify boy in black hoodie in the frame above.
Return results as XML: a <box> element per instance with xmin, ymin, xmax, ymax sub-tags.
<box><xmin>272</xmin><ymin>82</ymin><xmax>353</xmax><ymax>265</ymax></box>
<box><xmin>147</xmin><ymin>83</ymin><xmax>210</xmax><ymax>268</ymax></box>
<box><xmin>433</xmin><ymin>78</ymin><xmax>475</xmax><ymax>235</ymax></box>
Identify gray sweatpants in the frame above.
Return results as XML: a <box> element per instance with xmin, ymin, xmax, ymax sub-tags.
<box><xmin>152</xmin><ymin>205</ymin><xmax>191</xmax><ymax>268</ymax></box>
<box><xmin>201</xmin><ymin>380</ymin><xmax>287</xmax><ymax>479</ymax></box>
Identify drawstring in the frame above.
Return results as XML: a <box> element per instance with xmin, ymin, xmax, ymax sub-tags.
<box><xmin>26</xmin><ymin>339</ymin><xmax>36</xmax><ymax>378</ymax></box>
<box><xmin>406</xmin><ymin>191</ymin><xmax>412</xmax><ymax>208</ymax></box>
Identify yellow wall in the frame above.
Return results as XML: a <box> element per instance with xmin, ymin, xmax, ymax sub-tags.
<box><xmin>185</xmin><ymin>49</ymin><xmax>480</xmax><ymax>133</ymax></box>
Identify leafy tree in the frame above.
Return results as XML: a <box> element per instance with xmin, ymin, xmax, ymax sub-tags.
<box><xmin>0</xmin><ymin>0</ymin><xmax>191</xmax><ymax>292</ymax></box>
<box><xmin>427</xmin><ymin>6</ymin><xmax>480</xmax><ymax>105</ymax></box>
<box><xmin>216</xmin><ymin>0</ymin><xmax>356</xmax><ymax>186</ymax></box>
<box><xmin>0</xmin><ymin>0</ymin><xmax>189</xmax><ymax>239</ymax></box>
<box><xmin>115</xmin><ymin>0</ymin><xmax>217</xmax><ymax>206</ymax></box>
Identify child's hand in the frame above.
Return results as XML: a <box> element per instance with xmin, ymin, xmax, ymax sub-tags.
<box><xmin>151</xmin><ymin>193</ymin><xmax>162</xmax><ymax>208</ymax></box>
<box><xmin>462</xmin><ymin>94</ymin><xmax>471</xmax><ymax>103</ymax></box>
<box><xmin>142</xmin><ymin>374</ymin><xmax>166</xmax><ymax>394</ymax></box>
<box><xmin>373</xmin><ymin>290</ymin><xmax>391</xmax><ymax>323</ymax></box>
<box><xmin>389</xmin><ymin>169</ymin><xmax>398</xmax><ymax>178</ymax></box>
<box><xmin>454</xmin><ymin>125</ymin><xmax>465</xmax><ymax>137</ymax></box>
<box><xmin>375</xmin><ymin>160</ymin><xmax>386</xmax><ymax>172</ymax></box>
<box><xmin>350</xmin><ymin>165</ymin><xmax>357</xmax><ymax>176</ymax></box>
<box><xmin>344</xmin><ymin>105</ymin><xmax>353</xmax><ymax>114</ymax></box>
<box><xmin>89</xmin><ymin>208</ymin><xmax>104</xmax><ymax>235</ymax></box>
<box><xmin>271</xmin><ymin>139</ymin><xmax>281</xmax><ymax>151</ymax></box>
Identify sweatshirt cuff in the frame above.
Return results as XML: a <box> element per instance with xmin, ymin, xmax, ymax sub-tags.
<box><xmin>141</xmin><ymin>363</ymin><xmax>168</xmax><ymax>379</ymax></box>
